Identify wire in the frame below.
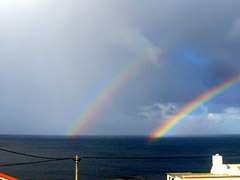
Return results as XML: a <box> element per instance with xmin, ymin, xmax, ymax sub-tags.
<box><xmin>1</xmin><ymin>147</ymin><xmax>240</xmax><ymax>169</ymax></box>
<box><xmin>80</xmin><ymin>154</ymin><xmax>240</xmax><ymax>159</ymax></box>
<box><xmin>0</xmin><ymin>148</ymin><xmax>66</xmax><ymax>160</ymax></box>
<box><xmin>1</xmin><ymin>146</ymin><xmax>240</xmax><ymax>161</ymax></box>
<box><xmin>0</xmin><ymin>147</ymin><xmax>202</xmax><ymax>161</ymax></box>
<box><xmin>0</xmin><ymin>158</ymin><xmax>71</xmax><ymax>168</ymax></box>
<box><xmin>80</xmin><ymin>155</ymin><xmax>212</xmax><ymax>159</ymax></box>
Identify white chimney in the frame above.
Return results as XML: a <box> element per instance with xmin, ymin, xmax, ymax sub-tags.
<box><xmin>212</xmin><ymin>154</ymin><xmax>223</xmax><ymax>166</ymax></box>
<box><xmin>211</xmin><ymin>154</ymin><xmax>226</xmax><ymax>174</ymax></box>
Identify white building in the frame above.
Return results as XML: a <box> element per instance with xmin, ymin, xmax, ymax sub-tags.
<box><xmin>167</xmin><ymin>154</ymin><xmax>240</xmax><ymax>180</ymax></box>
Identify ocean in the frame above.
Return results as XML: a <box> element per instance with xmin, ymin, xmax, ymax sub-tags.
<box><xmin>0</xmin><ymin>135</ymin><xmax>240</xmax><ymax>180</ymax></box>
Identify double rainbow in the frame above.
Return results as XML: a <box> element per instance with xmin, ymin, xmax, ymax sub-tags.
<box><xmin>150</xmin><ymin>74</ymin><xmax>240</xmax><ymax>141</ymax></box>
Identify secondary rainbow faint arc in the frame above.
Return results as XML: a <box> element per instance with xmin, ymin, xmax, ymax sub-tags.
<box><xmin>150</xmin><ymin>73</ymin><xmax>240</xmax><ymax>141</ymax></box>
<box><xmin>66</xmin><ymin>48</ymin><xmax>154</xmax><ymax>136</ymax></box>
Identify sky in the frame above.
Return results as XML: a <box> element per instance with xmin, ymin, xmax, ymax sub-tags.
<box><xmin>1</xmin><ymin>0</ymin><xmax>240</xmax><ymax>136</ymax></box>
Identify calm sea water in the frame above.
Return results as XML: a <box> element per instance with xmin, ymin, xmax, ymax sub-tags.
<box><xmin>0</xmin><ymin>135</ymin><xmax>240</xmax><ymax>180</ymax></box>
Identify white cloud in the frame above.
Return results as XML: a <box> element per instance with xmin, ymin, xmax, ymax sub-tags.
<box><xmin>141</xmin><ymin>103</ymin><xmax>240</xmax><ymax>136</ymax></box>
<box><xmin>207</xmin><ymin>107</ymin><xmax>240</xmax><ymax>124</ymax></box>
<box><xmin>140</xmin><ymin>103</ymin><xmax>179</xmax><ymax>122</ymax></box>
<box><xmin>223</xmin><ymin>107</ymin><xmax>240</xmax><ymax>115</ymax></box>
<box><xmin>207</xmin><ymin>113</ymin><xmax>222</xmax><ymax>123</ymax></box>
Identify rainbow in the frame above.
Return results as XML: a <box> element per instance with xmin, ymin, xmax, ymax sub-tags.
<box><xmin>66</xmin><ymin>47</ymin><xmax>159</xmax><ymax>135</ymax></box>
<box><xmin>150</xmin><ymin>73</ymin><xmax>240</xmax><ymax>141</ymax></box>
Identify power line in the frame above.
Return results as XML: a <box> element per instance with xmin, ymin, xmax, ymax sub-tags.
<box><xmin>0</xmin><ymin>148</ymin><xmax>66</xmax><ymax>160</ymax></box>
<box><xmin>81</xmin><ymin>155</ymin><xmax>212</xmax><ymax>159</ymax></box>
<box><xmin>0</xmin><ymin>154</ymin><xmax>240</xmax><ymax>169</ymax></box>
<box><xmin>1</xmin><ymin>147</ymin><xmax>240</xmax><ymax>161</ymax></box>
<box><xmin>1</xmin><ymin>147</ymin><xmax>240</xmax><ymax>169</ymax></box>
<box><xmin>0</xmin><ymin>158</ymin><xmax>71</xmax><ymax>168</ymax></box>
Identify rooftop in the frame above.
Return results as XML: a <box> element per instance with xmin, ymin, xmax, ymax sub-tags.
<box><xmin>0</xmin><ymin>173</ymin><xmax>19</xmax><ymax>180</ymax></box>
<box><xmin>167</xmin><ymin>173</ymin><xmax>240</xmax><ymax>179</ymax></box>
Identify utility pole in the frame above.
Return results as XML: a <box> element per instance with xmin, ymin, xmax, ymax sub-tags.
<box><xmin>74</xmin><ymin>155</ymin><xmax>81</xmax><ymax>180</ymax></box>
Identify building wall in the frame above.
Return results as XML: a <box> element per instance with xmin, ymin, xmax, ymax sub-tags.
<box><xmin>167</xmin><ymin>175</ymin><xmax>240</xmax><ymax>180</ymax></box>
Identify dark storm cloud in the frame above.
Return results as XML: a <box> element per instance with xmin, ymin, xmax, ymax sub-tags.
<box><xmin>1</xmin><ymin>0</ymin><xmax>240</xmax><ymax>135</ymax></box>
<box><xmin>113</xmin><ymin>0</ymin><xmax>240</xmax><ymax>107</ymax></box>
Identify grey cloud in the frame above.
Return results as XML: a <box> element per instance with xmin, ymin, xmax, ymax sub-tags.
<box><xmin>1</xmin><ymin>0</ymin><xmax>240</xmax><ymax>135</ymax></box>
<box><xmin>228</xmin><ymin>17</ymin><xmax>240</xmax><ymax>40</ymax></box>
<box><xmin>140</xmin><ymin>103</ymin><xmax>179</xmax><ymax>123</ymax></box>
